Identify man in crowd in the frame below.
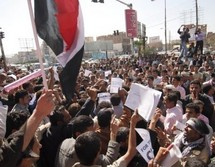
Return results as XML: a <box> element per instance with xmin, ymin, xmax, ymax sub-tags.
<box><xmin>194</xmin><ymin>28</ymin><xmax>205</xmax><ymax>55</ymax></box>
<box><xmin>178</xmin><ymin>25</ymin><xmax>191</xmax><ymax>58</ymax></box>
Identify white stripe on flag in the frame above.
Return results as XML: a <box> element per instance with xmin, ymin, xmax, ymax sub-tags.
<box><xmin>56</xmin><ymin>4</ymin><xmax>85</xmax><ymax>67</ymax></box>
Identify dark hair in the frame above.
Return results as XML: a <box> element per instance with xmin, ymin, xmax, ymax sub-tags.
<box><xmin>186</xmin><ymin>103</ymin><xmax>200</xmax><ymax>114</ymax></box>
<box><xmin>193</xmin><ymin>100</ymin><xmax>204</xmax><ymax>106</ymax></box>
<box><xmin>110</xmin><ymin>94</ymin><xmax>121</xmax><ymax>106</ymax></box>
<box><xmin>202</xmin><ymin>84</ymin><xmax>213</xmax><ymax>94</ymax></box>
<box><xmin>78</xmin><ymin>98</ymin><xmax>87</xmax><ymax>107</ymax></box>
<box><xmin>147</xmin><ymin>75</ymin><xmax>154</xmax><ymax>81</ymax></box>
<box><xmin>152</xmin><ymin>69</ymin><xmax>159</xmax><ymax>75</ymax></box>
<box><xmin>71</xmin><ymin>115</ymin><xmax>94</xmax><ymax>139</ymax></box>
<box><xmin>116</xmin><ymin>127</ymin><xmax>129</xmax><ymax>143</ymax></box>
<box><xmin>75</xmin><ymin>131</ymin><xmax>101</xmax><ymax>165</ymax></box>
<box><xmin>6</xmin><ymin>111</ymin><xmax>29</xmax><ymax>138</ymax></box>
<box><xmin>14</xmin><ymin>90</ymin><xmax>29</xmax><ymax>103</ymax></box>
<box><xmin>22</xmin><ymin>82</ymin><xmax>31</xmax><ymax>90</ymax></box>
<box><xmin>166</xmin><ymin>93</ymin><xmax>178</xmax><ymax>105</ymax></box>
<box><xmin>173</xmin><ymin>75</ymin><xmax>181</xmax><ymax>81</ymax></box>
<box><xmin>95</xmin><ymin>101</ymin><xmax>112</xmax><ymax>115</ymax></box>
<box><xmin>67</xmin><ymin>103</ymin><xmax>81</xmax><ymax>118</ymax></box>
<box><xmin>97</xmin><ymin>108</ymin><xmax>113</xmax><ymax>128</ymax></box>
<box><xmin>33</xmin><ymin>84</ymin><xmax>44</xmax><ymax>92</ymax></box>
<box><xmin>171</xmin><ymin>90</ymin><xmax>181</xmax><ymax>100</ymax></box>
<box><xmin>190</xmin><ymin>80</ymin><xmax>201</xmax><ymax>88</ymax></box>
<box><xmin>49</xmin><ymin>108</ymin><xmax>65</xmax><ymax>126</ymax></box>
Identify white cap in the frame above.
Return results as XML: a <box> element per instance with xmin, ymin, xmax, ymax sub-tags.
<box><xmin>164</xmin><ymin>84</ymin><xmax>176</xmax><ymax>91</ymax></box>
<box><xmin>8</xmin><ymin>74</ymin><xmax>17</xmax><ymax>80</ymax></box>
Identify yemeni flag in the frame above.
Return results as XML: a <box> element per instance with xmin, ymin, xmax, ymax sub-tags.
<box><xmin>34</xmin><ymin>0</ymin><xmax>84</xmax><ymax>101</ymax></box>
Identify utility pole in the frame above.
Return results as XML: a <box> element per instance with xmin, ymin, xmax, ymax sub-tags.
<box><xmin>164</xmin><ymin>0</ymin><xmax>167</xmax><ymax>55</ymax></box>
<box><xmin>151</xmin><ymin>0</ymin><xmax>167</xmax><ymax>54</ymax></box>
<box><xmin>195</xmin><ymin>0</ymin><xmax>198</xmax><ymax>30</ymax></box>
<box><xmin>0</xmin><ymin>28</ymin><xmax>7</xmax><ymax>72</ymax></box>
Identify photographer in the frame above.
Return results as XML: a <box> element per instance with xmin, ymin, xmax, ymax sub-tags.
<box><xmin>194</xmin><ymin>28</ymin><xmax>205</xmax><ymax>55</ymax></box>
<box><xmin>177</xmin><ymin>25</ymin><xmax>190</xmax><ymax>58</ymax></box>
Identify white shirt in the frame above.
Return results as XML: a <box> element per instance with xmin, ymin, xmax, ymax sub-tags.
<box><xmin>162</xmin><ymin>106</ymin><xmax>183</xmax><ymax>134</ymax></box>
<box><xmin>174</xmin><ymin>85</ymin><xmax>186</xmax><ymax>99</ymax></box>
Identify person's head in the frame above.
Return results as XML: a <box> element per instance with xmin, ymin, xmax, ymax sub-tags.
<box><xmin>152</xmin><ymin>69</ymin><xmax>159</xmax><ymax>78</ymax></box>
<box><xmin>58</xmin><ymin>105</ymin><xmax>72</xmax><ymax>124</ymax></box>
<box><xmin>193</xmin><ymin>100</ymin><xmax>204</xmax><ymax>113</ymax></box>
<box><xmin>71</xmin><ymin>115</ymin><xmax>94</xmax><ymax>139</ymax></box>
<box><xmin>185</xmin><ymin>27</ymin><xmax>189</xmax><ymax>32</ymax></box>
<box><xmin>163</xmin><ymin>93</ymin><xmax>178</xmax><ymax>109</ymax></box>
<box><xmin>163</xmin><ymin>84</ymin><xmax>175</xmax><ymax>96</ymax></box>
<box><xmin>189</xmin><ymin>80</ymin><xmax>201</xmax><ymax>95</ymax></box>
<box><xmin>197</xmin><ymin>28</ymin><xmax>201</xmax><ymax>33</ymax></box>
<box><xmin>67</xmin><ymin>102</ymin><xmax>81</xmax><ymax>118</ymax></box>
<box><xmin>98</xmin><ymin>80</ymin><xmax>108</xmax><ymax>92</ymax></box>
<box><xmin>185</xmin><ymin>103</ymin><xmax>201</xmax><ymax>120</ymax></box>
<box><xmin>75</xmin><ymin>131</ymin><xmax>101</xmax><ymax>166</ymax></box>
<box><xmin>49</xmin><ymin>105</ymin><xmax>71</xmax><ymax>126</ymax></box>
<box><xmin>33</xmin><ymin>85</ymin><xmax>44</xmax><ymax>93</ymax></box>
<box><xmin>22</xmin><ymin>82</ymin><xmax>34</xmax><ymax>94</ymax></box>
<box><xmin>6</xmin><ymin>111</ymin><xmax>29</xmax><ymax>138</ymax></box>
<box><xmin>14</xmin><ymin>89</ymin><xmax>30</xmax><ymax>105</ymax></box>
<box><xmin>81</xmin><ymin>78</ymin><xmax>89</xmax><ymax>87</ymax></box>
<box><xmin>0</xmin><ymin>73</ymin><xmax>7</xmax><ymax>85</ymax></box>
<box><xmin>97</xmin><ymin>108</ymin><xmax>113</xmax><ymax>128</ymax></box>
<box><xmin>202</xmin><ymin>84</ymin><xmax>214</xmax><ymax>96</ymax></box>
<box><xmin>110</xmin><ymin>94</ymin><xmax>121</xmax><ymax>106</ymax></box>
<box><xmin>116</xmin><ymin>127</ymin><xmax>129</xmax><ymax>155</ymax></box>
<box><xmin>147</xmin><ymin>75</ymin><xmax>154</xmax><ymax>86</ymax></box>
<box><xmin>95</xmin><ymin>101</ymin><xmax>113</xmax><ymax>115</ymax></box>
<box><xmin>172</xmin><ymin>76</ymin><xmax>181</xmax><ymax>86</ymax></box>
<box><xmin>184</xmin><ymin>118</ymin><xmax>209</xmax><ymax>142</ymax></box>
<box><xmin>6</xmin><ymin>74</ymin><xmax>17</xmax><ymax>83</ymax></box>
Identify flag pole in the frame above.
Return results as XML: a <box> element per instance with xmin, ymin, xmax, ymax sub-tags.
<box><xmin>27</xmin><ymin>0</ymin><xmax>48</xmax><ymax>90</ymax></box>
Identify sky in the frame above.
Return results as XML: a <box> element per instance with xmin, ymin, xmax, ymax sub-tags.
<box><xmin>0</xmin><ymin>0</ymin><xmax>215</xmax><ymax>57</ymax></box>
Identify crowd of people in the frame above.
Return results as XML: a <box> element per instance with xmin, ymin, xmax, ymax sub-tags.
<box><xmin>0</xmin><ymin>51</ymin><xmax>215</xmax><ymax>167</ymax></box>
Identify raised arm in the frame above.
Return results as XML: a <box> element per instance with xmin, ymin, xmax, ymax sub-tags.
<box><xmin>75</xmin><ymin>87</ymin><xmax>97</xmax><ymax>117</ymax></box>
<box><xmin>22</xmin><ymin>90</ymin><xmax>55</xmax><ymax>151</ymax></box>
<box><xmin>113</xmin><ymin>110</ymin><xmax>141</xmax><ymax>166</ymax></box>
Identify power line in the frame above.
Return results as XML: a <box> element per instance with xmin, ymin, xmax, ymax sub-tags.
<box><xmin>147</xmin><ymin>16</ymin><xmax>180</xmax><ymax>28</ymax></box>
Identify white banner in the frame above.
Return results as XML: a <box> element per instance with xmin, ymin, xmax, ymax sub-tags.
<box><xmin>135</xmin><ymin>128</ymin><xmax>154</xmax><ymax>162</ymax></box>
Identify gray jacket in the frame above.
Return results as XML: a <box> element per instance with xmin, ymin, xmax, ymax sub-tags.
<box><xmin>55</xmin><ymin>138</ymin><xmax>120</xmax><ymax>167</ymax></box>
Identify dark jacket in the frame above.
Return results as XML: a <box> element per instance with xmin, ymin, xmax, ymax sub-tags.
<box><xmin>0</xmin><ymin>124</ymin><xmax>25</xmax><ymax>167</ymax></box>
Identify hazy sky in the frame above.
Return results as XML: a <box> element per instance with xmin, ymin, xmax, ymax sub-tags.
<box><xmin>0</xmin><ymin>0</ymin><xmax>215</xmax><ymax>56</ymax></box>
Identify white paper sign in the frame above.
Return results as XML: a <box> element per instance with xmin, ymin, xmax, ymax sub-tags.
<box><xmin>53</xmin><ymin>66</ymin><xmax>60</xmax><ymax>81</ymax></box>
<box><xmin>125</xmin><ymin>83</ymin><xmax>162</xmax><ymax>122</ymax></box>
<box><xmin>160</xmin><ymin>144</ymin><xmax>182</xmax><ymax>167</ymax></box>
<box><xmin>105</xmin><ymin>70</ymin><xmax>112</xmax><ymax>77</ymax></box>
<box><xmin>135</xmin><ymin>128</ymin><xmax>154</xmax><ymax>163</ymax></box>
<box><xmin>84</xmin><ymin>70</ymin><xmax>92</xmax><ymax>77</ymax></box>
<box><xmin>110</xmin><ymin>78</ymin><xmax>123</xmax><ymax>93</ymax></box>
<box><xmin>97</xmin><ymin>92</ymin><xmax>111</xmax><ymax>104</ymax></box>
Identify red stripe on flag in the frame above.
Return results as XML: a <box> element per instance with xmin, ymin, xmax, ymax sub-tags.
<box><xmin>55</xmin><ymin>0</ymin><xmax>79</xmax><ymax>51</ymax></box>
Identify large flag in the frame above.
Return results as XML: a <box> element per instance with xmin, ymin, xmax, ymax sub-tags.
<box><xmin>34</xmin><ymin>0</ymin><xmax>84</xmax><ymax>101</ymax></box>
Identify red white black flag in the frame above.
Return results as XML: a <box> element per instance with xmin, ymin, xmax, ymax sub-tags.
<box><xmin>35</xmin><ymin>0</ymin><xmax>84</xmax><ymax>101</ymax></box>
